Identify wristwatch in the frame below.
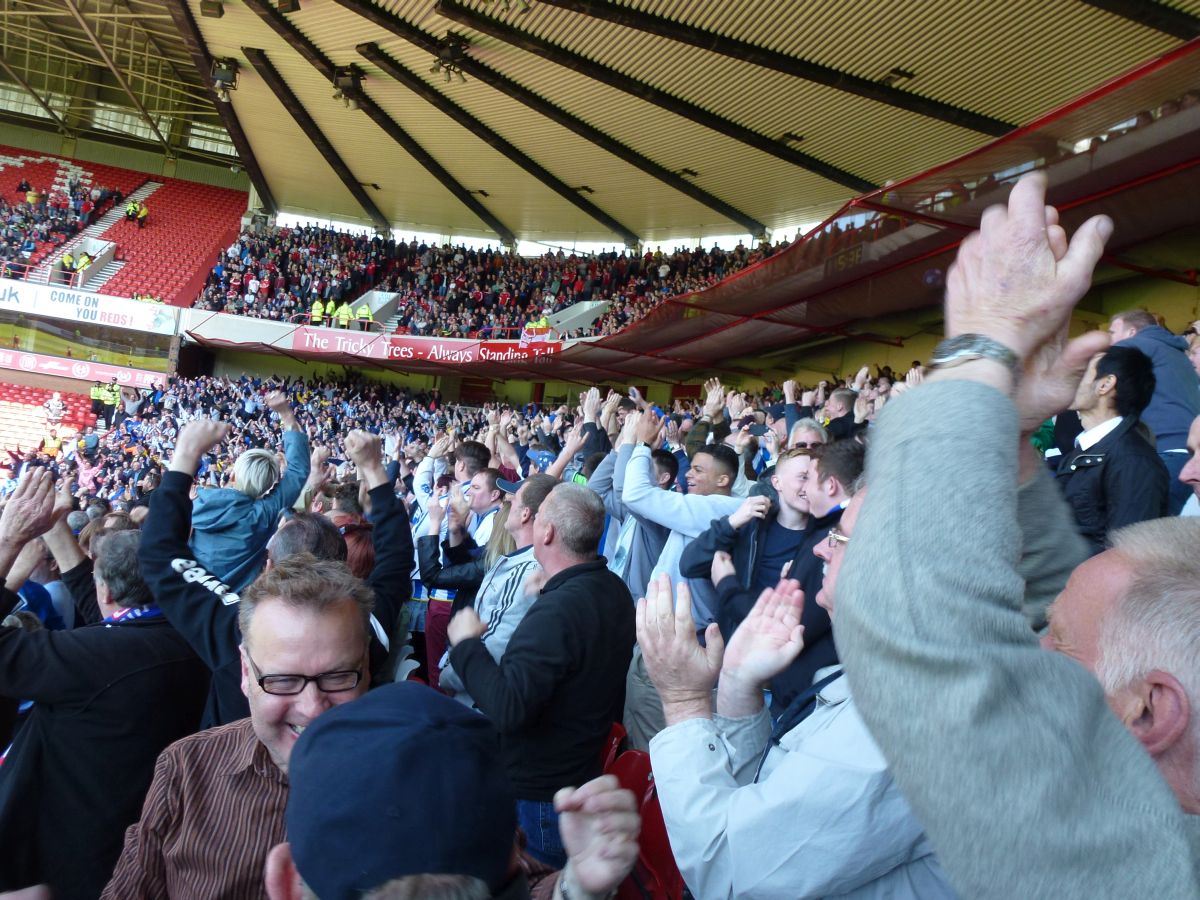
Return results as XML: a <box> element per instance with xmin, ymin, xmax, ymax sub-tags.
<box><xmin>930</xmin><ymin>334</ymin><xmax>1019</xmax><ymax>376</ymax></box>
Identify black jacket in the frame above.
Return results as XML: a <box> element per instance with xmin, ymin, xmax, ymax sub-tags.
<box><xmin>0</xmin><ymin>570</ymin><xmax>208</xmax><ymax>900</ymax></box>
<box><xmin>1056</xmin><ymin>416</ymin><xmax>1169</xmax><ymax>556</ymax></box>
<box><xmin>449</xmin><ymin>559</ymin><xmax>634</xmax><ymax>801</ymax></box>
<box><xmin>679</xmin><ymin>508</ymin><xmax>839</xmax><ymax>707</ymax></box>
<box><xmin>417</xmin><ymin>532</ymin><xmax>484</xmax><ymax>614</ymax></box>
<box><xmin>141</xmin><ymin>471</ymin><xmax>414</xmax><ymax>727</ymax></box>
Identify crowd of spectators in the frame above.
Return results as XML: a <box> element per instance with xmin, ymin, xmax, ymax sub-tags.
<box><xmin>0</xmin><ymin>174</ymin><xmax>124</xmax><ymax>282</ymax></box>
<box><xmin>192</xmin><ymin>224</ymin><xmax>791</xmax><ymax>339</ymax></box>
<box><xmin>2</xmin><ymin>174</ymin><xmax>1200</xmax><ymax>898</ymax></box>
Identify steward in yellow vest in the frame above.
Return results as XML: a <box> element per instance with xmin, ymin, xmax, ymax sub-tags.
<box><xmin>311</xmin><ymin>299</ymin><xmax>325</xmax><ymax>326</ymax></box>
<box><xmin>356</xmin><ymin>303</ymin><xmax>371</xmax><ymax>331</ymax></box>
<box><xmin>335</xmin><ymin>302</ymin><xmax>352</xmax><ymax>328</ymax></box>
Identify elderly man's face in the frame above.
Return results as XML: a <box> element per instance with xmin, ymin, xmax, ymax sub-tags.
<box><xmin>240</xmin><ymin>598</ymin><xmax>369</xmax><ymax>774</ymax></box>
<box><xmin>1040</xmin><ymin>551</ymin><xmax>1135</xmax><ymax>675</ymax></box>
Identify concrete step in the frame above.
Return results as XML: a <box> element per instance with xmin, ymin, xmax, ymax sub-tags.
<box><xmin>28</xmin><ymin>181</ymin><xmax>164</xmax><ymax>282</ymax></box>
<box><xmin>84</xmin><ymin>260</ymin><xmax>124</xmax><ymax>290</ymax></box>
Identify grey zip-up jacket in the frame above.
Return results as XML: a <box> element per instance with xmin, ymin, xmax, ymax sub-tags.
<box><xmin>837</xmin><ymin>381</ymin><xmax>1200</xmax><ymax>899</ymax></box>
<box><xmin>439</xmin><ymin>545</ymin><xmax>541</xmax><ymax>706</ymax></box>
<box><xmin>587</xmin><ymin>444</ymin><xmax>670</xmax><ymax>599</ymax></box>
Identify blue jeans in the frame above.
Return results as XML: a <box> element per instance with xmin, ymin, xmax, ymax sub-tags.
<box><xmin>1160</xmin><ymin>451</ymin><xmax>1190</xmax><ymax>516</ymax></box>
<box><xmin>516</xmin><ymin>799</ymin><xmax>567</xmax><ymax>869</ymax></box>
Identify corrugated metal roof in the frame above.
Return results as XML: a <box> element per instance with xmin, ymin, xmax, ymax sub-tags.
<box><xmin>186</xmin><ymin>0</ymin><xmax>1191</xmax><ymax>242</ymax></box>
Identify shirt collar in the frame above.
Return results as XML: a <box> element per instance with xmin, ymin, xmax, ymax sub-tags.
<box><xmin>541</xmin><ymin>558</ymin><xmax>606</xmax><ymax>593</ymax></box>
<box><xmin>218</xmin><ymin>720</ymin><xmax>286</xmax><ymax>782</ymax></box>
<box><xmin>1077</xmin><ymin>415</ymin><xmax>1124</xmax><ymax>451</ymax></box>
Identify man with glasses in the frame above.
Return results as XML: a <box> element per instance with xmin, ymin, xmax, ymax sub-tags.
<box><xmin>634</xmin><ymin>481</ymin><xmax>956</xmax><ymax>899</ymax></box>
<box><xmin>102</xmin><ymin>554</ymin><xmax>373</xmax><ymax>899</ymax></box>
<box><xmin>134</xmin><ymin>420</ymin><xmax>410</xmax><ymax>728</ymax></box>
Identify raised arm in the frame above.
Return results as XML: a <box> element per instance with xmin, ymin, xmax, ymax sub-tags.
<box><xmin>346</xmin><ymin>430</ymin><xmax>414</xmax><ymax>637</ymax></box>
<box><xmin>140</xmin><ymin>420</ymin><xmax>242</xmax><ymax>671</ymax></box>
<box><xmin>255</xmin><ymin>391</ymin><xmax>309</xmax><ymax>520</ymax></box>
<box><xmin>835</xmin><ymin>173</ymin><xmax>1196</xmax><ymax>898</ymax></box>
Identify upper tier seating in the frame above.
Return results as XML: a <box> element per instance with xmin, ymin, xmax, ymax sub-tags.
<box><xmin>95</xmin><ymin>179</ymin><xmax>247</xmax><ymax>305</ymax></box>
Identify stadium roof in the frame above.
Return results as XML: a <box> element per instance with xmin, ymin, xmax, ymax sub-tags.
<box><xmin>4</xmin><ymin>0</ymin><xmax>1195</xmax><ymax>245</ymax></box>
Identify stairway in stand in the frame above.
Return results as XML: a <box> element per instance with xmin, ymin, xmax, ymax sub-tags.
<box><xmin>25</xmin><ymin>181</ymin><xmax>163</xmax><ymax>286</ymax></box>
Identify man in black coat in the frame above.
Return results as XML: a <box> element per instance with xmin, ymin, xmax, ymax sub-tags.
<box><xmin>1058</xmin><ymin>345</ymin><xmax>1169</xmax><ymax>555</ymax></box>
<box><xmin>0</xmin><ymin>470</ymin><xmax>208</xmax><ymax>900</ymax></box>
<box><xmin>447</xmin><ymin>481</ymin><xmax>635</xmax><ymax>870</ymax></box>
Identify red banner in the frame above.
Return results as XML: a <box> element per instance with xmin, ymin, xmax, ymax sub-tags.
<box><xmin>0</xmin><ymin>349</ymin><xmax>164</xmax><ymax>387</ymax></box>
<box><xmin>291</xmin><ymin>327</ymin><xmax>561</xmax><ymax>365</ymax></box>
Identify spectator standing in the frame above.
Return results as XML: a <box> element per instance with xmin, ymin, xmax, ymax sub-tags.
<box><xmin>1110</xmin><ymin>309</ymin><xmax>1200</xmax><ymax>513</ymax></box>
<box><xmin>1058</xmin><ymin>345</ymin><xmax>1168</xmax><ymax>554</ymax></box>
<box><xmin>447</xmin><ymin>483</ymin><xmax>635</xmax><ymax>868</ymax></box>
<box><xmin>189</xmin><ymin>391</ymin><xmax>310</xmax><ymax>591</ymax></box>
<box><xmin>836</xmin><ymin>172</ymin><xmax>1199</xmax><ymax>897</ymax></box>
<box><xmin>0</xmin><ymin>473</ymin><xmax>207</xmax><ymax>900</ymax></box>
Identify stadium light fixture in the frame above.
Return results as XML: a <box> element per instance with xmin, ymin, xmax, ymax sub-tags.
<box><xmin>211</xmin><ymin>58</ymin><xmax>239</xmax><ymax>103</ymax></box>
<box><xmin>429</xmin><ymin>34</ymin><xmax>470</xmax><ymax>84</ymax></box>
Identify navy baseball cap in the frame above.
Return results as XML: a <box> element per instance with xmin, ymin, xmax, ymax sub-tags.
<box><xmin>285</xmin><ymin>682</ymin><xmax>517</xmax><ymax>899</ymax></box>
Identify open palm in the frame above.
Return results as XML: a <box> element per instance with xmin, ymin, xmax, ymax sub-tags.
<box><xmin>721</xmin><ymin>579</ymin><xmax>806</xmax><ymax>686</ymax></box>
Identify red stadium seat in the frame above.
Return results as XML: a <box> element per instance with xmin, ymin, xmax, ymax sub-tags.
<box><xmin>600</xmin><ymin>721</ymin><xmax>627</xmax><ymax>774</ymax></box>
<box><xmin>610</xmin><ymin>751</ymin><xmax>686</xmax><ymax>900</ymax></box>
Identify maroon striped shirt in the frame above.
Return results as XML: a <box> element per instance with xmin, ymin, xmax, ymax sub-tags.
<box><xmin>101</xmin><ymin>718</ymin><xmax>286</xmax><ymax>900</ymax></box>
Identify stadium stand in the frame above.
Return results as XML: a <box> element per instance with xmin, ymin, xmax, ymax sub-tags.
<box><xmin>0</xmin><ymin>147</ymin><xmax>246</xmax><ymax>303</ymax></box>
<box><xmin>96</xmin><ymin>179</ymin><xmax>247</xmax><ymax>305</ymax></box>
<box><xmin>0</xmin><ymin>384</ymin><xmax>95</xmax><ymax>457</ymax></box>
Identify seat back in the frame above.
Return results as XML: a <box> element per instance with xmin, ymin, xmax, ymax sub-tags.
<box><xmin>609</xmin><ymin>751</ymin><xmax>686</xmax><ymax>900</ymax></box>
<box><xmin>601</xmin><ymin>721</ymin><xmax>627</xmax><ymax>773</ymax></box>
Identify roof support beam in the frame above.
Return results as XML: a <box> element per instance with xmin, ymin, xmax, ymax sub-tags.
<box><xmin>333</xmin><ymin>0</ymin><xmax>765</xmax><ymax>237</ymax></box>
<box><xmin>242</xmin><ymin>48</ymin><xmax>390</xmax><ymax>230</ymax></box>
<box><xmin>165</xmin><ymin>0</ymin><xmax>276</xmax><ymax>213</ymax></box>
<box><xmin>540</xmin><ymin>0</ymin><xmax>1015</xmax><ymax>136</ymax></box>
<box><xmin>0</xmin><ymin>53</ymin><xmax>71</xmax><ymax>132</ymax></box>
<box><xmin>61</xmin><ymin>0</ymin><xmax>173</xmax><ymax>153</ymax></box>
<box><xmin>435</xmin><ymin>0</ymin><xmax>877</xmax><ymax>193</ymax></box>
<box><xmin>241</xmin><ymin>0</ymin><xmax>516</xmax><ymax>244</ymax></box>
<box><xmin>356</xmin><ymin>43</ymin><xmax>638</xmax><ymax>246</ymax></box>
<box><xmin>1077</xmin><ymin>0</ymin><xmax>1200</xmax><ymax>39</ymax></box>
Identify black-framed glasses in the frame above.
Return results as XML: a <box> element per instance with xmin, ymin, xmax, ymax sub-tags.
<box><xmin>827</xmin><ymin>527</ymin><xmax>850</xmax><ymax>549</ymax></box>
<box><xmin>790</xmin><ymin>440</ymin><xmax>825</xmax><ymax>449</ymax></box>
<box><xmin>244</xmin><ymin>650</ymin><xmax>361</xmax><ymax>696</ymax></box>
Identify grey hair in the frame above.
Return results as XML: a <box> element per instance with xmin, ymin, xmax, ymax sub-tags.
<box><xmin>66</xmin><ymin>510</ymin><xmax>90</xmax><ymax>533</ymax></box>
<box><xmin>789</xmin><ymin>418</ymin><xmax>829</xmax><ymax>445</ymax></box>
<box><xmin>542</xmin><ymin>482</ymin><xmax>604</xmax><ymax>558</ymax></box>
<box><xmin>93</xmin><ymin>530</ymin><xmax>153</xmax><ymax>609</ymax></box>
<box><xmin>233</xmin><ymin>448</ymin><xmax>280</xmax><ymax>500</ymax></box>
<box><xmin>302</xmin><ymin>874</ymin><xmax>489</xmax><ymax>900</ymax></box>
<box><xmin>1096</xmin><ymin>518</ymin><xmax>1200</xmax><ymax>777</ymax></box>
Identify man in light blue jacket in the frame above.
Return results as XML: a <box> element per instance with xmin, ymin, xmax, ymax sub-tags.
<box><xmin>190</xmin><ymin>391</ymin><xmax>309</xmax><ymax>592</ymax></box>
<box><xmin>638</xmin><ymin>506</ymin><xmax>958</xmax><ymax>898</ymax></box>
